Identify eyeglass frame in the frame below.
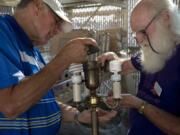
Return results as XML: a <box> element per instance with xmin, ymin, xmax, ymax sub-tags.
<box><xmin>132</xmin><ymin>11</ymin><xmax>163</xmax><ymax>54</ymax></box>
<box><xmin>43</xmin><ymin>3</ymin><xmax>64</xmax><ymax>30</ymax></box>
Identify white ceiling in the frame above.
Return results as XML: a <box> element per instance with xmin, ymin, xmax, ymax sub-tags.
<box><xmin>0</xmin><ymin>0</ymin><xmax>92</xmax><ymax>6</ymax></box>
<box><xmin>61</xmin><ymin>0</ymin><xmax>91</xmax><ymax>4</ymax></box>
<box><xmin>0</xmin><ymin>0</ymin><xmax>126</xmax><ymax>7</ymax></box>
<box><xmin>0</xmin><ymin>0</ymin><xmax>20</xmax><ymax>6</ymax></box>
<box><xmin>62</xmin><ymin>0</ymin><xmax>127</xmax><ymax>8</ymax></box>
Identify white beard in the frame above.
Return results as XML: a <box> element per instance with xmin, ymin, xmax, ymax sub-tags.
<box><xmin>140</xmin><ymin>21</ymin><xmax>176</xmax><ymax>74</ymax></box>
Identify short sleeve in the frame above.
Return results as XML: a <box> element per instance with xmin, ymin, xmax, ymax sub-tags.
<box><xmin>0</xmin><ymin>53</ymin><xmax>25</xmax><ymax>88</ymax></box>
<box><xmin>0</xmin><ymin>31</ymin><xmax>25</xmax><ymax>89</ymax></box>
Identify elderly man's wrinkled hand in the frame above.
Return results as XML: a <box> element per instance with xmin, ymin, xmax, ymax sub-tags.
<box><xmin>58</xmin><ymin>37</ymin><xmax>98</xmax><ymax>64</ymax></box>
<box><xmin>97</xmin><ymin>52</ymin><xmax>119</xmax><ymax>66</ymax></box>
<box><xmin>78</xmin><ymin>108</ymin><xmax>117</xmax><ymax>125</ymax></box>
<box><xmin>106</xmin><ymin>94</ymin><xmax>143</xmax><ymax>110</ymax></box>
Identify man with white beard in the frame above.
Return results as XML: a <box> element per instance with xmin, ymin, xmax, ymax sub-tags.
<box><xmin>98</xmin><ymin>0</ymin><xmax>180</xmax><ymax>135</ymax></box>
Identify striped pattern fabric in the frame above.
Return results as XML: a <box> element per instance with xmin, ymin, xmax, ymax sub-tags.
<box><xmin>0</xmin><ymin>111</ymin><xmax>61</xmax><ymax>130</ymax></box>
<box><xmin>0</xmin><ymin>15</ymin><xmax>61</xmax><ymax>135</ymax></box>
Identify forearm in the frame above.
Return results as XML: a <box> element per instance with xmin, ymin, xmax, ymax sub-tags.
<box><xmin>0</xmin><ymin>53</ymin><xmax>70</xmax><ymax>118</ymax></box>
<box><xmin>143</xmin><ymin>103</ymin><xmax>180</xmax><ymax>135</ymax></box>
<box><xmin>122</xmin><ymin>95</ymin><xmax>180</xmax><ymax>135</ymax></box>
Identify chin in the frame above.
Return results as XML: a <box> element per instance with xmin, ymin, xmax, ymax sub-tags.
<box><xmin>34</xmin><ymin>40</ymin><xmax>48</xmax><ymax>46</ymax></box>
<box><xmin>141</xmin><ymin>45</ymin><xmax>174</xmax><ymax>74</ymax></box>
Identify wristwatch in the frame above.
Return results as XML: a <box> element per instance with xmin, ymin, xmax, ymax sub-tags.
<box><xmin>74</xmin><ymin>111</ymin><xmax>80</xmax><ymax>125</ymax></box>
<box><xmin>138</xmin><ymin>101</ymin><xmax>148</xmax><ymax>114</ymax></box>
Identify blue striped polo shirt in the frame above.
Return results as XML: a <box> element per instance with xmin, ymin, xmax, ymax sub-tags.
<box><xmin>0</xmin><ymin>15</ymin><xmax>61</xmax><ymax>135</ymax></box>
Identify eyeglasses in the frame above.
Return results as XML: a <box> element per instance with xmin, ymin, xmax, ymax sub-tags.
<box><xmin>132</xmin><ymin>11</ymin><xmax>163</xmax><ymax>54</ymax></box>
<box><xmin>44</xmin><ymin>3</ymin><xmax>63</xmax><ymax>29</ymax></box>
<box><xmin>49</xmin><ymin>9</ymin><xmax>64</xmax><ymax>28</ymax></box>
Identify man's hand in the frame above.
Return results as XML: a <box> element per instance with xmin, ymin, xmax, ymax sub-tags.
<box><xmin>97</xmin><ymin>52</ymin><xmax>135</xmax><ymax>74</ymax></box>
<box><xmin>57</xmin><ymin>37</ymin><xmax>98</xmax><ymax>65</ymax></box>
<box><xmin>106</xmin><ymin>94</ymin><xmax>143</xmax><ymax>109</ymax></box>
<box><xmin>78</xmin><ymin>108</ymin><xmax>117</xmax><ymax>125</ymax></box>
<box><xmin>97</xmin><ymin>52</ymin><xmax>120</xmax><ymax>66</ymax></box>
<box><xmin>59</xmin><ymin>102</ymin><xmax>117</xmax><ymax>125</ymax></box>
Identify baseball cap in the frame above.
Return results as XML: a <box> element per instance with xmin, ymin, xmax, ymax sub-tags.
<box><xmin>43</xmin><ymin>0</ymin><xmax>73</xmax><ymax>33</ymax></box>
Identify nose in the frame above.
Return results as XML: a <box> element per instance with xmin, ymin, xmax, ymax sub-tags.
<box><xmin>134</xmin><ymin>32</ymin><xmax>146</xmax><ymax>45</ymax></box>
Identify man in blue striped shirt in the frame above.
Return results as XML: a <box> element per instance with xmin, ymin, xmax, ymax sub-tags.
<box><xmin>0</xmin><ymin>0</ymin><xmax>117</xmax><ymax>134</ymax></box>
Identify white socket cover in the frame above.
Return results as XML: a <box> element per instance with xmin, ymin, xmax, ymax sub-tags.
<box><xmin>109</xmin><ymin>60</ymin><xmax>122</xmax><ymax>73</ymax></box>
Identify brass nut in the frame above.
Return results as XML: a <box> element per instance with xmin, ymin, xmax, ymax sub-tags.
<box><xmin>90</xmin><ymin>97</ymin><xmax>97</xmax><ymax>105</ymax></box>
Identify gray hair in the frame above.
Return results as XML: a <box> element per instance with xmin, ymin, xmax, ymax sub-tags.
<box><xmin>16</xmin><ymin>0</ymin><xmax>32</xmax><ymax>9</ymax></box>
<box><xmin>135</xmin><ymin>0</ymin><xmax>180</xmax><ymax>40</ymax></box>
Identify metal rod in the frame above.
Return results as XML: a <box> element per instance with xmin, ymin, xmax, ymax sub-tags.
<box><xmin>91</xmin><ymin>106</ymin><xmax>99</xmax><ymax>135</ymax></box>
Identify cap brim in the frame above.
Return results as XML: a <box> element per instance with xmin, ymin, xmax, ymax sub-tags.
<box><xmin>43</xmin><ymin>0</ymin><xmax>73</xmax><ymax>33</ymax></box>
<box><xmin>55</xmin><ymin>10</ymin><xmax>71</xmax><ymax>24</ymax></box>
<box><xmin>55</xmin><ymin>10</ymin><xmax>73</xmax><ymax>33</ymax></box>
